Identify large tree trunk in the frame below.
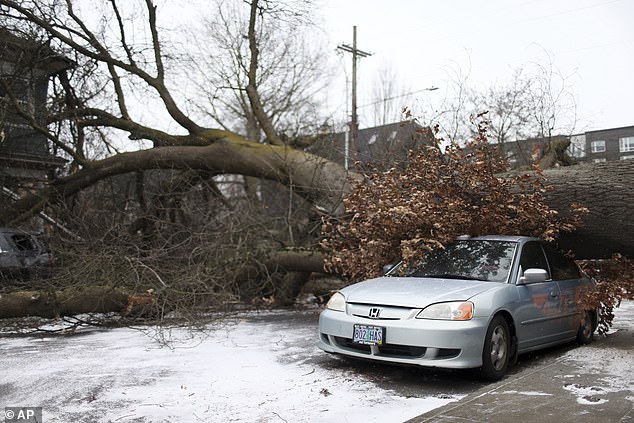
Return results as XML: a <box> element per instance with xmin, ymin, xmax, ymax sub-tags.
<box><xmin>0</xmin><ymin>132</ymin><xmax>354</xmax><ymax>226</ymax></box>
<box><xmin>545</xmin><ymin>160</ymin><xmax>634</xmax><ymax>259</ymax></box>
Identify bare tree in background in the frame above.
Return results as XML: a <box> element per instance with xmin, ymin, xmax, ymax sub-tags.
<box><xmin>368</xmin><ymin>63</ymin><xmax>412</xmax><ymax>127</ymax></box>
<box><xmin>431</xmin><ymin>58</ymin><xmax>473</xmax><ymax>143</ymax></box>
<box><xmin>190</xmin><ymin>0</ymin><xmax>332</xmax><ymax>144</ymax></box>
<box><xmin>467</xmin><ymin>69</ymin><xmax>534</xmax><ymax>146</ymax></box>
<box><xmin>527</xmin><ymin>50</ymin><xmax>578</xmax><ymax>140</ymax></box>
<box><xmin>462</xmin><ymin>53</ymin><xmax>578</xmax><ymax>166</ymax></box>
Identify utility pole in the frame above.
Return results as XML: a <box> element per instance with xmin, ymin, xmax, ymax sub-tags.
<box><xmin>337</xmin><ymin>26</ymin><xmax>371</xmax><ymax>167</ymax></box>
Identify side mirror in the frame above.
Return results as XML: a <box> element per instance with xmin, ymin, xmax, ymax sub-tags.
<box><xmin>518</xmin><ymin>268</ymin><xmax>549</xmax><ymax>285</ymax></box>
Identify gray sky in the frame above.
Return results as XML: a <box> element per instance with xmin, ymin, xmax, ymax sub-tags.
<box><xmin>319</xmin><ymin>0</ymin><xmax>634</xmax><ymax>132</ymax></box>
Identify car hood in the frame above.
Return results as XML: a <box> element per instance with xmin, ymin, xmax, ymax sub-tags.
<box><xmin>340</xmin><ymin>276</ymin><xmax>501</xmax><ymax>308</ymax></box>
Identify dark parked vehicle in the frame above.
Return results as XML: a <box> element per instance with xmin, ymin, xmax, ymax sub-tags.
<box><xmin>0</xmin><ymin>227</ymin><xmax>53</xmax><ymax>280</ymax></box>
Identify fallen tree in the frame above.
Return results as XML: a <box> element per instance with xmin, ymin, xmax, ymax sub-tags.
<box><xmin>0</xmin><ymin>1</ymin><xmax>631</xmax><ymax>324</ymax></box>
<box><xmin>2</xmin><ymin>139</ymin><xmax>632</xmax><ymax>258</ymax></box>
<box><xmin>0</xmin><ymin>0</ymin><xmax>630</xmax><ymax>262</ymax></box>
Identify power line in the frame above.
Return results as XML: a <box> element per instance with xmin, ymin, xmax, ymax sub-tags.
<box><xmin>359</xmin><ymin>86</ymin><xmax>439</xmax><ymax>108</ymax></box>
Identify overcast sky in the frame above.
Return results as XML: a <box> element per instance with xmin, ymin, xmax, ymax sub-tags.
<box><xmin>318</xmin><ymin>0</ymin><xmax>634</xmax><ymax>133</ymax></box>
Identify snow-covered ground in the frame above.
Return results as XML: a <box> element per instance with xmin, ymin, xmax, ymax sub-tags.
<box><xmin>1</xmin><ymin>302</ymin><xmax>632</xmax><ymax>423</ymax></box>
<box><xmin>559</xmin><ymin>300</ymin><xmax>634</xmax><ymax>405</ymax></box>
<box><xmin>0</xmin><ymin>311</ymin><xmax>462</xmax><ymax>423</ymax></box>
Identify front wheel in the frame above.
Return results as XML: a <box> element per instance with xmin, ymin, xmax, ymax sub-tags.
<box><xmin>479</xmin><ymin>315</ymin><xmax>510</xmax><ymax>381</ymax></box>
<box><xmin>577</xmin><ymin>310</ymin><xmax>595</xmax><ymax>344</ymax></box>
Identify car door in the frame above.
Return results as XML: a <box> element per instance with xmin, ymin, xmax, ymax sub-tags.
<box><xmin>514</xmin><ymin>241</ymin><xmax>563</xmax><ymax>350</ymax></box>
<box><xmin>543</xmin><ymin>245</ymin><xmax>587</xmax><ymax>338</ymax></box>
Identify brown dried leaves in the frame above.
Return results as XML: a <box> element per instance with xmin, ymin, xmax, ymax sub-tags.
<box><xmin>322</xmin><ymin>116</ymin><xmax>587</xmax><ymax>281</ymax></box>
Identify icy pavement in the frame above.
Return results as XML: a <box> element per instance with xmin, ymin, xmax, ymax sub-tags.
<box><xmin>0</xmin><ymin>310</ymin><xmax>463</xmax><ymax>423</ymax></box>
<box><xmin>409</xmin><ymin>300</ymin><xmax>634</xmax><ymax>423</ymax></box>
<box><xmin>3</xmin><ymin>302</ymin><xmax>632</xmax><ymax>423</ymax></box>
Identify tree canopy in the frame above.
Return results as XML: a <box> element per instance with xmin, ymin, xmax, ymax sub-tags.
<box><xmin>321</xmin><ymin>116</ymin><xmax>587</xmax><ymax>281</ymax></box>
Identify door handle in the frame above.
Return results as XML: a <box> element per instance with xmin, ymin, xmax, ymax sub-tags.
<box><xmin>549</xmin><ymin>291</ymin><xmax>559</xmax><ymax>298</ymax></box>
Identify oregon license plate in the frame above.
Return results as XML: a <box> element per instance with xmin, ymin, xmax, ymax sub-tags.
<box><xmin>353</xmin><ymin>324</ymin><xmax>385</xmax><ymax>345</ymax></box>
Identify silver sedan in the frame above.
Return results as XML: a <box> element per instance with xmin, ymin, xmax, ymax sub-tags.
<box><xmin>318</xmin><ymin>235</ymin><xmax>597</xmax><ymax>380</ymax></box>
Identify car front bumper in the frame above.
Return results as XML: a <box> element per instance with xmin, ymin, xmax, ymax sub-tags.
<box><xmin>318</xmin><ymin>308</ymin><xmax>489</xmax><ymax>369</ymax></box>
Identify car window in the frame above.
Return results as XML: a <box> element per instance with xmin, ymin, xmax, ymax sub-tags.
<box><xmin>408</xmin><ymin>240</ymin><xmax>517</xmax><ymax>283</ymax></box>
<box><xmin>519</xmin><ymin>241</ymin><xmax>549</xmax><ymax>277</ymax></box>
<box><xmin>11</xmin><ymin>234</ymin><xmax>37</xmax><ymax>251</ymax></box>
<box><xmin>544</xmin><ymin>245</ymin><xmax>581</xmax><ymax>280</ymax></box>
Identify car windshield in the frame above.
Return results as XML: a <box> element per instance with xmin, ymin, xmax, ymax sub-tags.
<box><xmin>407</xmin><ymin>240</ymin><xmax>517</xmax><ymax>283</ymax></box>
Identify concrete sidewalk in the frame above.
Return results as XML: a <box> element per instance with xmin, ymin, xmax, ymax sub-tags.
<box><xmin>408</xmin><ymin>316</ymin><xmax>634</xmax><ymax>423</ymax></box>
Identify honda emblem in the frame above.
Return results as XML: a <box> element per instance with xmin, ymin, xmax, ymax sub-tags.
<box><xmin>368</xmin><ymin>307</ymin><xmax>381</xmax><ymax>319</ymax></box>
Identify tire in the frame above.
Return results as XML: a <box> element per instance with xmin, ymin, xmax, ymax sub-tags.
<box><xmin>577</xmin><ymin>310</ymin><xmax>595</xmax><ymax>344</ymax></box>
<box><xmin>479</xmin><ymin>315</ymin><xmax>511</xmax><ymax>381</ymax></box>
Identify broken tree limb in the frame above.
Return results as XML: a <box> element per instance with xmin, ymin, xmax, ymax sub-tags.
<box><xmin>0</xmin><ymin>286</ymin><xmax>129</xmax><ymax>319</ymax></box>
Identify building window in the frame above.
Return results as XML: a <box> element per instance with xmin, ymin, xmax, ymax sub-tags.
<box><xmin>592</xmin><ymin>158</ymin><xmax>607</xmax><ymax>163</ymax></box>
<box><xmin>620</xmin><ymin>136</ymin><xmax>634</xmax><ymax>153</ymax></box>
<box><xmin>590</xmin><ymin>140</ymin><xmax>606</xmax><ymax>153</ymax></box>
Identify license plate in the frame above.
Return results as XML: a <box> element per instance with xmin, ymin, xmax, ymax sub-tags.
<box><xmin>353</xmin><ymin>324</ymin><xmax>385</xmax><ymax>345</ymax></box>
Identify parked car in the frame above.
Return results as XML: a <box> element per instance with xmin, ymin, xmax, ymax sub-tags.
<box><xmin>318</xmin><ymin>235</ymin><xmax>597</xmax><ymax>380</ymax></box>
<box><xmin>0</xmin><ymin>227</ymin><xmax>54</xmax><ymax>280</ymax></box>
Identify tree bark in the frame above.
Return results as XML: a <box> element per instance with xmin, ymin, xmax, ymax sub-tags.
<box><xmin>0</xmin><ymin>286</ymin><xmax>129</xmax><ymax>319</ymax></box>
<box><xmin>231</xmin><ymin>249</ymin><xmax>326</xmax><ymax>301</ymax></box>
<box><xmin>545</xmin><ymin>160</ymin><xmax>634</xmax><ymax>259</ymax></box>
<box><xmin>245</xmin><ymin>0</ymin><xmax>284</xmax><ymax>147</ymax></box>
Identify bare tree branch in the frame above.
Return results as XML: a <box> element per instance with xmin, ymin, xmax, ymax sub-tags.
<box><xmin>245</xmin><ymin>0</ymin><xmax>284</xmax><ymax>145</ymax></box>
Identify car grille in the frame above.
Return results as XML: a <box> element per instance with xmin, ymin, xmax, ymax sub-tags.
<box><xmin>348</xmin><ymin>303</ymin><xmax>413</xmax><ymax>320</ymax></box>
<box><xmin>333</xmin><ymin>336</ymin><xmax>427</xmax><ymax>358</ymax></box>
<box><xmin>330</xmin><ymin>336</ymin><xmax>460</xmax><ymax>360</ymax></box>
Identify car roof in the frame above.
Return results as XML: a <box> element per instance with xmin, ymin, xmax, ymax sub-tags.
<box><xmin>460</xmin><ymin>234</ymin><xmax>540</xmax><ymax>243</ymax></box>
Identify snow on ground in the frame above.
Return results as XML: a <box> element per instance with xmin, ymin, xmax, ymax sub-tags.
<box><xmin>558</xmin><ymin>300</ymin><xmax>634</xmax><ymax>405</ymax></box>
<box><xmin>0</xmin><ymin>311</ymin><xmax>462</xmax><ymax>423</ymax></box>
<box><xmin>2</xmin><ymin>302</ymin><xmax>632</xmax><ymax>422</ymax></box>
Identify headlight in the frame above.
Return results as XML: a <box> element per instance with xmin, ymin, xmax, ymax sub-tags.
<box><xmin>326</xmin><ymin>292</ymin><xmax>346</xmax><ymax>312</ymax></box>
<box><xmin>416</xmin><ymin>301</ymin><xmax>474</xmax><ymax>320</ymax></box>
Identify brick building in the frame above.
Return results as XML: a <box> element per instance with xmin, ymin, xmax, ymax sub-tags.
<box><xmin>501</xmin><ymin>125</ymin><xmax>634</xmax><ymax>168</ymax></box>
